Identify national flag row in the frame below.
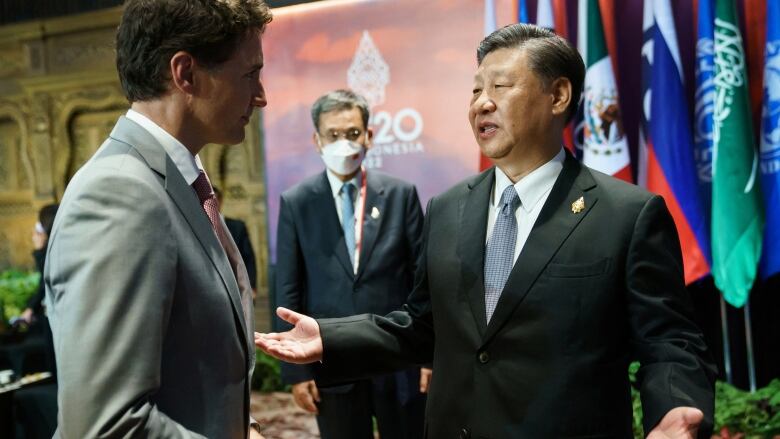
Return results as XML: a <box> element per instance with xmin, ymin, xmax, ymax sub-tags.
<box><xmin>483</xmin><ymin>0</ymin><xmax>779</xmax><ymax>307</ymax></box>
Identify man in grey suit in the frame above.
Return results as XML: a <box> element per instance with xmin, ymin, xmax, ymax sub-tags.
<box><xmin>44</xmin><ymin>1</ymin><xmax>272</xmax><ymax>437</ymax></box>
<box><xmin>257</xmin><ymin>24</ymin><xmax>716</xmax><ymax>438</ymax></box>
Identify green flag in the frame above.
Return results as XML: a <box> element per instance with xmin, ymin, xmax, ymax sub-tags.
<box><xmin>711</xmin><ymin>0</ymin><xmax>764</xmax><ymax>307</ymax></box>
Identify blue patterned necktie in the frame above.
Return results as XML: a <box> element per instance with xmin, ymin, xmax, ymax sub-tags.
<box><xmin>341</xmin><ymin>182</ymin><xmax>357</xmax><ymax>268</ymax></box>
<box><xmin>484</xmin><ymin>185</ymin><xmax>520</xmax><ymax>322</ymax></box>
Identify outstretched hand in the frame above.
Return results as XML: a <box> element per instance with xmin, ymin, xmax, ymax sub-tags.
<box><xmin>647</xmin><ymin>407</ymin><xmax>704</xmax><ymax>439</ymax></box>
<box><xmin>254</xmin><ymin>307</ymin><xmax>323</xmax><ymax>364</ymax></box>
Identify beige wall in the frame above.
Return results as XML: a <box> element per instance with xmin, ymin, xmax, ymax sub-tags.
<box><xmin>0</xmin><ymin>7</ymin><xmax>272</xmax><ymax>329</ymax></box>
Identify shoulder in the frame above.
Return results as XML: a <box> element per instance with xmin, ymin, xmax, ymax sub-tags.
<box><xmin>430</xmin><ymin>167</ymin><xmax>493</xmax><ymax>208</ymax></box>
<box><xmin>369</xmin><ymin>170</ymin><xmax>416</xmax><ymax>191</ymax></box>
<box><xmin>280</xmin><ymin>172</ymin><xmax>327</xmax><ymax>203</ymax></box>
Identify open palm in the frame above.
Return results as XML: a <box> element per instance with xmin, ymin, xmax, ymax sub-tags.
<box><xmin>254</xmin><ymin>307</ymin><xmax>323</xmax><ymax>364</ymax></box>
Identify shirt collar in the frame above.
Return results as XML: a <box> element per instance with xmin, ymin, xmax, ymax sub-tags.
<box><xmin>492</xmin><ymin>148</ymin><xmax>566</xmax><ymax>213</ymax></box>
<box><xmin>326</xmin><ymin>168</ymin><xmax>363</xmax><ymax>198</ymax></box>
<box><xmin>126</xmin><ymin>109</ymin><xmax>203</xmax><ymax>185</ymax></box>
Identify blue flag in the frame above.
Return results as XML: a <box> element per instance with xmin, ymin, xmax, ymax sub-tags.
<box><xmin>760</xmin><ymin>0</ymin><xmax>780</xmax><ymax>278</ymax></box>
<box><xmin>518</xmin><ymin>0</ymin><xmax>529</xmax><ymax>23</ymax></box>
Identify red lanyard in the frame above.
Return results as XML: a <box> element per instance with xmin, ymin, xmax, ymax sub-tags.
<box><xmin>353</xmin><ymin>166</ymin><xmax>368</xmax><ymax>269</ymax></box>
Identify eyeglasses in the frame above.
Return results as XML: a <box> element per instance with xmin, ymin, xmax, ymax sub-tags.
<box><xmin>319</xmin><ymin>128</ymin><xmax>364</xmax><ymax>143</ymax></box>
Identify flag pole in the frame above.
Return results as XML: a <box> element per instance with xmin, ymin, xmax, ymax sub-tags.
<box><xmin>744</xmin><ymin>302</ymin><xmax>757</xmax><ymax>392</ymax></box>
<box><xmin>719</xmin><ymin>295</ymin><xmax>733</xmax><ymax>384</ymax></box>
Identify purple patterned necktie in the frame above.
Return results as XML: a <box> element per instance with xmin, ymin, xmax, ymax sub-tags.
<box><xmin>191</xmin><ymin>170</ymin><xmax>230</xmax><ymax>246</ymax></box>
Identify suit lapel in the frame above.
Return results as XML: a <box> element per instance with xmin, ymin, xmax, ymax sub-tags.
<box><xmin>481</xmin><ymin>155</ymin><xmax>598</xmax><ymax>344</ymax></box>
<box><xmin>110</xmin><ymin>117</ymin><xmax>249</xmax><ymax>351</ymax></box>
<box><xmin>458</xmin><ymin>168</ymin><xmax>494</xmax><ymax>336</ymax></box>
<box><xmin>312</xmin><ymin>172</ymin><xmax>355</xmax><ymax>279</ymax></box>
<box><xmin>356</xmin><ymin>172</ymin><xmax>385</xmax><ymax>281</ymax></box>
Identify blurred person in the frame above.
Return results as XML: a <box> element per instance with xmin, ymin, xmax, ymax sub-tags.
<box><xmin>20</xmin><ymin>203</ymin><xmax>59</xmax><ymax>330</ymax></box>
<box><xmin>44</xmin><ymin>0</ymin><xmax>272</xmax><ymax>437</ymax></box>
<box><xmin>275</xmin><ymin>89</ymin><xmax>428</xmax><ymax>439</ymax></box>
<box><xmin>257</xmin><ymin>24</ymin><xmax>716</xmax><ymax>439</ymax></box>
<box><xmin>214</xmin><ymin>185</ymin><xmax>258</xmax><ymax>297</ymax></box>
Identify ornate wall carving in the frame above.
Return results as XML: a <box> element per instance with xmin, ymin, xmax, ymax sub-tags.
<box><xmin>0</xmin><ymin>7</ymin><xmax>272</xmax><ymax>328</ymax></box>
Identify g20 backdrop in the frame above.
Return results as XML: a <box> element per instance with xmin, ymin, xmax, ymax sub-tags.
<box><xmin>262</xmin><ymin>0</ymin><xmax>516</xmax><ymax>261</ymax></box>
<box><xmin>262</xmin><ymin>0</ymin><xmax>778</xmax><ymax>309</ymax></box>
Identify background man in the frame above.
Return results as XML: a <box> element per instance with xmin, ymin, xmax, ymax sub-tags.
<box><xmin>44</xmin><ymin>0</ymin><xmax>271</xmax><ymax>437</ymax></box>
<box><xmin>215</xmin><ymin>185</ymin><xmax>259</xmax><ymax>296</ymax></box>
<box><xmin>258</xmin><ymin>24</ymin><xmax>716</xmax><ymax>439</ymax></box>
<box><xmin>275</xmin><ymin>89</ymin><xmax>427</xmax><ymax>438</ymax></box>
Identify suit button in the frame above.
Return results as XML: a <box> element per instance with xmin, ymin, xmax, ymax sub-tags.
<box><xmin>478</xmin><ymin>351</ymin><xmax>489</xmax><ymax>364</ymax></box>
<box><xmin>458</xmin><ymin>427</ymin><xmax>471</xmax><ymax>439</ymax></box>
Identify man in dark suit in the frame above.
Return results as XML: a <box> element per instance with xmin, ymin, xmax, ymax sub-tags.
<box><xmin>44</xmin><ymin>1</ymin><xmax>272</xmax><ymax>437</ymax></box>
<box><xmin>214</xmin><ymin>185</ymin><xmax>258</xmax><ymax>294</ymax></box>
<box><xmin>258</xmin><ymin>25</ymin><xmax>716</xmax><ymax>438</ymax></box>
<box><xmin>275</xmin><ymin>89</ymin><xmax>427</xmax><ymax>438</ymax></box>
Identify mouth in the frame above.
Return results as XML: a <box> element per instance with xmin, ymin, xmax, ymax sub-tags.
<box><xmin>477</xmin><ymin>121</ymin><xmax>498</xmax><ymax>138</ymax></box>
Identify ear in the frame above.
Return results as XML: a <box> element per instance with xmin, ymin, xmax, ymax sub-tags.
<box><xmin>170</xmin><ymin>51</ymin><xmax>196</xmax><ymax>95</ymax></box>
<box><xmin>312</xmin><ymin>132</ymin><xmax>323</xmax><ymax>153</ymax></box>
<box><xmin>364</xmin><ymin>127</ymin><xmax>374</xmax><ymax>150</ymax></box>
<box><xmin>549</xmin><ymin>77</ymin><xmax>572</xmax><ymax>118</ymax></box>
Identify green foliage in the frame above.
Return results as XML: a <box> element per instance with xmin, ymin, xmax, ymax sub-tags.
<box><xmin>630</xmin><ymin>361</ymin><xmax>780</xmax><ymax>438</ymax></box>
<box><xmin>714</xmin><ymin>379</ymin><xmax>780</xmax><ymax>437</ymax></box>
<box><xmin>252</xmin><ymin>348</ymin><xmax>290</xmax><ymax>393</ymax></box>
<box><xmin>629</xmin><ymin>361</ymin><xmax>643</xmax><ymax>438</ymax></box>
<box><xmin>0</xmin><ymin>270</ymin><xmax>39</xmax><ymax>323</ymax></box>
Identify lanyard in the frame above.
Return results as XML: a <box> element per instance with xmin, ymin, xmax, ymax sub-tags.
<box><xmin>353</xmin><ymin>166</ymin><xmax>368</xmax><ymax>270</ymax></box>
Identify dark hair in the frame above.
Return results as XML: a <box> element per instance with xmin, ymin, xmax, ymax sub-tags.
<box><xmin>310</xmin><ymin>89</ymin><xmax>370</xmax><ymax>132</ymax></box>
<box><xmin>477</xmin><ymin>23</ymin><xmax>584</xmax><ymax>121</ymax></box>
<box><xmin>39</xmin><ymin>203</ymin><xmax>59</xmax><ymax>236</ymax></box>
<box><xmin>116</xmin><ymin>0</ymin><xmax>273</xmax><ymax>102</ymax></box>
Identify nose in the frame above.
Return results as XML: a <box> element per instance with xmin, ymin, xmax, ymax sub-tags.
<box><xmin>471</xmin><ymin>91</ymin><xmax>496</xmax><ymax>115</ymax></box>
<box><xmin>253</xmin><ymin>78</ymin><xmax>267</xmax><ymax>108</ymax></box>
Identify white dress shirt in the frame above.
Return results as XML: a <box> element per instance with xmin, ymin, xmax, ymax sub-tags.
<box><xmin>486</xmin><ymin>148</ymin><xmax>565</xmax><ymax>264</ymax></box>
<box><xmin>126</xmin><ymin>109</ymin><xmax>204</xmax><ymax>184</ymax></box>
<box><xmin>326</xmin><ymin>168</ymin><xmax>364</xmax><ymax>273</ymax></box>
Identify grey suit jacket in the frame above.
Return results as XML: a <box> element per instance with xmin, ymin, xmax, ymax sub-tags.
<box><xmin>45</xmin><ymin>117</ymin><xmax>255</xmax><ymax>438</ymax></box>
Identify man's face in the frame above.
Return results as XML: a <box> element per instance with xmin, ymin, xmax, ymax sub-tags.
<box><xmin>313</xmin><ymin>107</ymin><xmax>372</xmax><ymax>152</ymax></box>
<box><xmin>192</xmin><ymin>31</ymin><xmax>267</xmax><ymax>146</ymax></box>
<box><xmin>469</xmin><ymin>48</ymin><xmax>555</xmax><ymax>164</ymax></box>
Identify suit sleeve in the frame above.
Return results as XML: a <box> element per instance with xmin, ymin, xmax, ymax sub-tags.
<box><xmin>316</xmin><ymin>197</ymin><xmax>436</xmax><ymax>385</ymax></box>
<box><xmin>275</xmin><ymin>194</ymin><xmax>316</xmax><ymax>384</ymax></box>
<box><xmin>45</xmin><ymin>170</ymin><xmax>206</xmax><ymax>438</ymax></box>
<box><xmin>625</xmin><ymin>195</ymin><xmax>717</xmax><ymax>437</ymax></box>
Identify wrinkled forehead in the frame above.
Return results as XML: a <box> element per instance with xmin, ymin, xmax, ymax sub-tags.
<box><xmin>473</xmin><ymin>47</ymin><xmax>528</xmax><ymax>80</ymax></box>
<box><xmin>318</xmin><ymin>108</ymin><xmax>364</xmax><ymax>130</ymax></box>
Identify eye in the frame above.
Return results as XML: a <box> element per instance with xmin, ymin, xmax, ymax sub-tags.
<box><xmin>244</xmin><ymin>69</ymin><xmax>259</xmax><ymax>79</ymax></box>
<box><xmin>472</xmin><ymin>88</ymin><xmax>482</xmax><ymax>95</ymax></box>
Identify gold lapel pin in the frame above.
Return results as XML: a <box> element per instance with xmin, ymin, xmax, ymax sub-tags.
<box><xmin>571</xmin><ymin>196</ymin><xmax>585</xmax><ymax>214</ymax></box>
<box><xmin>371</xmin><ymin>207</ymin><xmax>380</xmax><ymax>219</ymax></box>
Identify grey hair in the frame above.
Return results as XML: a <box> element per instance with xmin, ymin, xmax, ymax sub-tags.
<box><xmin>310</xmin><ymin>89</ymin><xmax>370</xmax><ymax>132</ymax></box>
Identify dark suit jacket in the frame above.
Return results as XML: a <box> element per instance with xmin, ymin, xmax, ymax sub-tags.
<box><xmin>276</xmin><ymin>170</ymin><xmax>424</xmax><ymax>393</ymax></box>
<box><xmin>226</xmin><ymin>217</ymin><xmax>257</xmax><ymax>289</ymax></box>
<box><xmin>317</xmin><ymin>156</ymin><xmax>716</xmax><ymax>438</ymax></box>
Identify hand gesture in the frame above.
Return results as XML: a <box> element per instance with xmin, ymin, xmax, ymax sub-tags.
<box><xmin>254</xmin><ymin>307</ymin><xmax>323</xmax><ymax>364</ymax></box>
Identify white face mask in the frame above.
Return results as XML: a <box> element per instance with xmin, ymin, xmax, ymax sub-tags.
<box><xmin>319</xmin><ymin>138</ymin><xmax>366</xmax><ymax>176</ymax></box>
